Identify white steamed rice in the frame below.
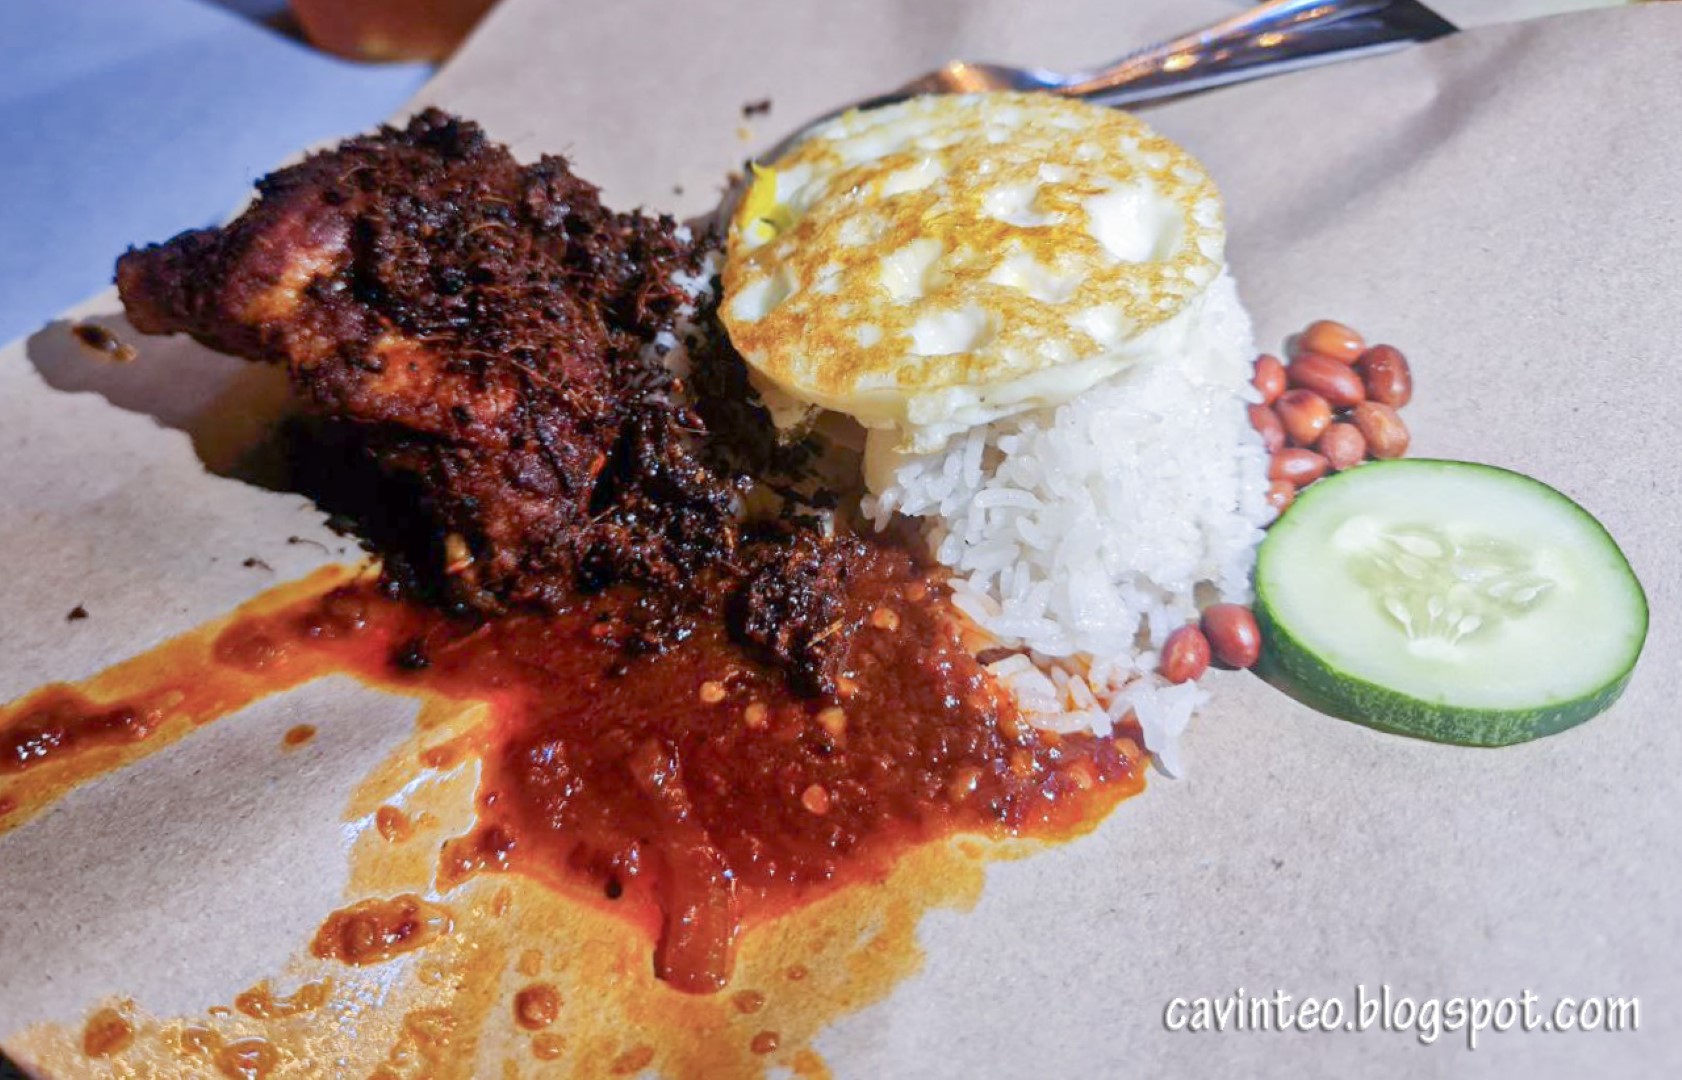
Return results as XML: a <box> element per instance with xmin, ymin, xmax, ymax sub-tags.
<box><xmin>862</xmin><ymin>271</ymin><xmax>1272</xmax><ymax>775</ymax></box>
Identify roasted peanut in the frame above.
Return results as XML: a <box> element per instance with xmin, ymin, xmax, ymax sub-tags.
<box><xmin>1248</xmin><ymin>404</ymin><xmax>1286</xmax><ymax>454</ymax></box>
<box><xmin>1252</xmin><ymin>354</ymin><xmax>1287</xmax><ymax>405</ymax></box>
<box><xmin>1297</xmin><ymin>319</ymin><xmax>1365</xmax><ymax>363</ymax></box>
<box><xmin>1351</xmin><ymin>402</ymin><xmax>1410</xmax><ymax>459</ymax></box>
<box><xmin>1355</xmin><ymin>344</ymin><xmax>1413</xmax><ymax>407</ymax></box>
<box><xmin>1287</xmin><ymin>353</ymin><xmax>1366</xmax><ymax>409</ymax></box>
<box><xmin>1159</xmin><ymin>625</ymin><xmax>1211</xmax><ymax>684</ymax></box>
<box><xmin>1269</xmin><ymin>448</ymin><xmax>1329</xmax><ymax>487</ymax></box>
<box><xmin>1275</xmin><ymin>389</ymin><xmax>1332</xmax><ymax>447</ymax></box>
<box><xmin>1265</xmin><ymin>481</ymin><xmax>1296</xmax><ymax>513</ymax></box>
<box><xmin>1201</xmin><ymin>604</ymin><xmax>1262</xmax><ymax>669</ymax></box>
<box><xmin>1317</xmin><ymin>422</ymin><xmax>1367</xmax><ymax>471</ymax></box>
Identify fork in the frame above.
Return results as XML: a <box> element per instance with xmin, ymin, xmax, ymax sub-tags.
<box><xmin>815</xmin><ymin>0</ymin><xmax>1454</xmax><ymax>126</ymax></box>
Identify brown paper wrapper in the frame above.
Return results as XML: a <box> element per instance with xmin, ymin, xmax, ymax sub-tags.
<box><xmin>3</xmin><ymin>2</ymin><xmax>1678</xmax><ymax>1075</ymax></box>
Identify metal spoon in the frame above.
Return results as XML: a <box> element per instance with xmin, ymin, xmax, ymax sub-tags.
<box><xmin>771</xmin><ymin>0</ymin><xmax>1454</xmax><ymax>155</ymax></box>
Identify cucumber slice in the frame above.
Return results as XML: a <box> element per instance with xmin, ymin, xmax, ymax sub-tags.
<box><xmin>1254</xmin><ymin>459</ymin><xmax>1647</xmax><ymax>746</ymax></box>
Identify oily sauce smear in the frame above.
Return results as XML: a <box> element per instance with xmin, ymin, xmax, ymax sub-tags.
<box><xmin>1</xmin><ymin>548</ymin><xmax>1143</xmax><ymax>998</ymax></box>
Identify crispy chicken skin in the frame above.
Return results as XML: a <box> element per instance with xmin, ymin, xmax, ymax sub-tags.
<box><xmin>116</xmin><ymin>110</ymin><xmax>865</xmax><ymax>692</ymax></box>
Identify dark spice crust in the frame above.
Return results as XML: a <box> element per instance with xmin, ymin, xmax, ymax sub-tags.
<box><xmin>115</xmin><ymin>109</ymin><xmax>868</xmax><ymax>693</ymax></box>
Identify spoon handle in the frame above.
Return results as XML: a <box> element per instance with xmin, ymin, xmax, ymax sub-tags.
<box><xmin>1066</xmin><ymin>0</ymin><xmax>1454</xmax><ymax>106</ymax></box>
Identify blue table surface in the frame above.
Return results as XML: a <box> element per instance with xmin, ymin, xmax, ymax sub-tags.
<box><xmin>0</xmin><ymin>0</ymin><xmax>430</xmax><ymax>347</ymax></box>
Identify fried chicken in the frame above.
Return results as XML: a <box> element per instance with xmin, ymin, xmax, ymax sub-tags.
<box><xmin>116</xmin><ymin>110</ymin><xmax>868</xmax><ymax>693</ymax></box>
<box><xmin>118</xmin><ymin>110</ymin><xmax>723</xmax><ymax>603</ymax></box>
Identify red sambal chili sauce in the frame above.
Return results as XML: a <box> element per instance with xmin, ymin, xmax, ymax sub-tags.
<box><xmin>0</xmin><ymin>547</ymin><xmax>1149</xmax><ymax>997</ymax></box>
<box><xmin>0</xmin><ymin>688</ymin><xmax>167</xmax><ymax>772</ymax></box>
<box><xmin>415</xmin><ymin>544</ymin><xmax>1144</xmax><ymax>994</ymax></box>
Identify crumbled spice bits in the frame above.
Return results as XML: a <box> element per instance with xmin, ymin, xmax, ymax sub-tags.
<box><xmin>816</xmin><ymin>707</ymin><xmax>847</xmax><ymax>738</ymax></box>
<box><xmin>800</xmin><ymin>784</ymin><xmax>831</xmax><ymax>815</ymax></box>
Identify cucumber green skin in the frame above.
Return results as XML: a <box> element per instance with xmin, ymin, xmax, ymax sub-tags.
<box><xmin>1253</xmin><ymin>459</ymin><xmax>1649</xmax><ymax>747</ymax></box>
<box><xmin>1255</xmin><ymin>593</ymin><xmax>1637</xmax><ymax>747</ymax></box>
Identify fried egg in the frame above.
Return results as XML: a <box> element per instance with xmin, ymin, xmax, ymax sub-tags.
<box><xmin>720</xmin><ymin>92</ymin><xmax>1228</xmax><ymax>453</ymax></box>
